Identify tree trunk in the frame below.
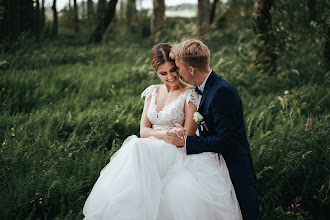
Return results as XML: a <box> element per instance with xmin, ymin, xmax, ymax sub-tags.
<box><xmin>253</xmin><ymin>0</ymin><xmax>273</xmax><ymax>32</ymax></box>
<box><xmin>41</xmin><ymin>0</ymin><xmax>45</xmax><ymax>30</ymax></box>
<box><xmin>15</xmin><ymin>0</ymin><xmax>21</xmax><ymax>34</ymax></box>
<box><xmin>243</xmin><ymin>0</ymin><xmax>254</xmax><ymax>14</ymax></box>
<box><xmin>209</xmin><ymin>0</ymin><xmax>219</xmax><ymax>24</ymax></box>
<box><xmin>126</xmin><ymin>0</ymin><xmax>137</xmax><ymax>26</ymax></box>
<box><xmin>228</xmin><ymin>0</ymin><xmax>239</xmax><ymax>16</ymax></box>
<box><xmin>151</xmin><ymin>0</ymin><xmax>165</xmax><ymax>42</ymax></box>
<box><xmin>68</xmin><ymin>0</ymin><xmax>73</xmax><ymax>29</ymax></box>
<box><xmin>325</xmin><ymin>25</ymin><xmax>330</xmax><ymax>66</ymax></box>
<box><xmin>252</xmin><ymin>0</ymin><xmax>274</xmax><ymax>71</ymax></box>
<box><xmin>4</xmin><ymin>0</ymin><xmax>39</xmax><ymax>51</ymax></box>
<box><xmin>215</xmin><ymin>8</ymin><xmax>231</xmax><ymax>28</ymax></box>
<box><xmin>97</xmin><ymin>0</ymin><xmax>107</xmax><ymax>20</ymax></box>
<box><xmin>87</xmin><ymin>0</ymin><xmax>94</xmax><ymax>20</ymax></box>
<box><xmin>5</xmin><ymin>0</ymin><xmax>20</xmax><ymax>51</ymax></box>
<box><xmin>89</xmin><ymin>0</ymin><xmax>118</xmax><ymax>43</ymax></box>
<box><xmin>35</xmin><ymin>0</ymin><xmax>40</xmax><ymax>33</ymax></box>
<box><xmin>120</xmin><ymin>0</ymin><xmax>125</xmax><ymax>21</ymax></box>
<box><xmin>198</xmin><ymin>0</ymin><xmax>210</xmax><ymax>40</ymax></box>
<box><xmin>307</xmin><ymin>0</ymin><xmax>316</xmax><ymax>21</ymax></box>
<box><xmin>82</xmin><ymin>0</ymin><xmax>86</xmax><ymax>19</ymax></box>
<box><xmin>23</xmin><ymin>0</ymin><xmax>34</xmax><ymax>33</ymax></box>
<box><xmin>52</xmin><ymin>0</ymin><xmax>58</xmax><ymax>35</ymax></box>
<box><xmin>73</xmin><ymin>0</ymin><xmax>79</xmax><ymax>32</ymax></box>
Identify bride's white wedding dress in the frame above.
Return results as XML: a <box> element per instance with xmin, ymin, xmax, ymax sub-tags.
<box><xmin>83</xmin><ymin>85</ymin><xmax>242</xmax><ymax>220</ymax></box>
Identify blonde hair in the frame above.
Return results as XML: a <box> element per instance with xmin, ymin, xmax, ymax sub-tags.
<box><xmin>151</xmin><ymin>43</ymin><xmax>174</xmax><ymax>71</ymax></box>
<box><xmin>170</xmin><ymin>39</ymin><xmax>210</xmax><ymax>71</ymax></box>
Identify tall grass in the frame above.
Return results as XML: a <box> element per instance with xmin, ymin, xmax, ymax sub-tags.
<box><xmin>0</xmin><ymin>16</ymin><xmax>329</xmax><ymax>219</ymax></box>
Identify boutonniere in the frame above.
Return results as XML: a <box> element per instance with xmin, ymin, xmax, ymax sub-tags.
<box><xmin>193</xmin><ymin>112</ymin><xmax>209</xmax><ymax>131</ymax></box>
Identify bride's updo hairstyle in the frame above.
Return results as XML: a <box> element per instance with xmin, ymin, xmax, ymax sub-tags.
<box><xmin>170</xmin><ymin>39</ymin><xmax>210</xmax><ymax>72</ymax></box>
<box><xmin>151</xmin><ymin>43</ymin><xmax>174</xmax><ymax>71</ymax></box>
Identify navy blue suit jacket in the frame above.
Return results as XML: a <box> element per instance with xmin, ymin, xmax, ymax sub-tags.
<box><xmin>186</xmin><ymin>71</ymin><xmax>259</xmax><ymax>219</ymax></box>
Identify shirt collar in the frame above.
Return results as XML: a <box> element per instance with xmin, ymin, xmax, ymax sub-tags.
<box><xmin>198</xmin><ymin>70</ymin><xmax>212</xmax><ymax>93</ymax></box>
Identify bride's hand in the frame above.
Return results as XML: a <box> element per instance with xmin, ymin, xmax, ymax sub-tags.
<box><xmin>169</xmin><ymin>127</ymin><xmax>186</xmax><ymax>140</ymax></box>
<box><xmin>164</xmin><ymin>130</ymin><xmax>185</xmax><ymax>148</ymax></box>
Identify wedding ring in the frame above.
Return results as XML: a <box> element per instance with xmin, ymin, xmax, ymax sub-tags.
<box><xmin>171</xmin><ymin>131</ymin><xmax>175</xmax><ymax>134</ymax></box>
<box><xmin>180</xmin><ymin>136</ymin><xmax>183</xmax><ymax>139</ymax></box>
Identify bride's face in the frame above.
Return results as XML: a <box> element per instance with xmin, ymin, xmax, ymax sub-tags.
<box><xmin>157</xmin><ymin>61</ymin><xmax>180</xmax><ymax>86</ymax></box>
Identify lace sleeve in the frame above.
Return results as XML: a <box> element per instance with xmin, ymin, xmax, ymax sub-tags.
<box><xmin>184</xmin><ymin>89</ymin><xmax>199</xmax><ymax>107</ymax></box>
<box><xmin>141</xmin><ymin>85</ymin><xmax>156</xmax><ymax>100</ymax></box>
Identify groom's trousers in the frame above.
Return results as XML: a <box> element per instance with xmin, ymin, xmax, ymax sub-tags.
<box><xmin>235</xmin><ymin>184</ymin><xmax>261</xmax><ymax>220</ymax></box>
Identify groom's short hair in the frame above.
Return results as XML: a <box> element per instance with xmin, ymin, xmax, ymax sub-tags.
<box><xmin>170</xmin><ymin>40</ymin><xmax>210</xmax><ymax>71</ymax></box>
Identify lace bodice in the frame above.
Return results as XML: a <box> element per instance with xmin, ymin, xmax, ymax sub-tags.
<box><xmin>141</xmin><ymin>85</ymin><xmax>199</xmax><ymax>130</ymax></box>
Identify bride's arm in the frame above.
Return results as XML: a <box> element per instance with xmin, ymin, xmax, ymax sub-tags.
<box><xmin>183</xmin><ymin>101</ymin><xmax>198</xmax><ymax>136</ymax></box>
<box><xmin>140</xmin><ymin>97</ymin><xmax>167</xmax><ymax>139</ymax></box>
<box><xmin>165</xmin><ymin>101</ymin><xmax>197</xmax><ymax>147</ymax></box>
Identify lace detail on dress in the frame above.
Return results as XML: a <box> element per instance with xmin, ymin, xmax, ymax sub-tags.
<box><xmin>184</xmin><ymin>89</ymin><xmax>199</xmax><ymax>107</ymax></box>
<box><xmin>141</xmin><ymin>85</ymin><xmax>157</xmax><ymax>100</ymax></box>
<box><xmin>141</xmin><ymin>86</ymin><xmax>199</xmax><ymax>130</ymax></box>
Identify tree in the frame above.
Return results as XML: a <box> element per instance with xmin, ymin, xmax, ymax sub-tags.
<box><xmin>89</xmin><ymin>0</ymin><xmax>118</xmax><ymax>43</ymax></box>
<box><xmin>198</xmin><ymin>0</ymin><xmax>210</xmax><ymax>40</ymax></box>
<box><xmin>97</xmin><ymin>0</ymin><xmax>106</xmax><ymax>20</ymax></box>
<box><xmin>34</xmin><ymin>0</ymin><xmax>40</xmax><ymax>33</ymax></box>
<box><xmin>4</xmin><ymin>0</ymin><xmax>20</xmax><ymax>51</ymax></box>
<box><xmin>52</xmin><ymin>0</ymin><xmax>58</xmax><ymax>35</ymax></box>
<box><xmin>120</xmin><ymin>0</ymin><xmax>124</xmax><ymax>21</ymax></box>
<box><xmin>3</xmin><ymin>0</ymin><xmax>40</xmax><ymax>51</ymax></box>
<box><xmin>325</xmin><ymin>25</ymin><xmax>330</xmax><ymax>65</ymax></box>
<box><xmin>87</xmin><ymin>0</ymin><xmax>94</xmax><ymax>20</ymax></box>
<box><xmin>209</xmin><ymin>0</ymin><xmax>219</xmax><ymax>24</ymax></box>
<box><xmin>307</xmin><ymin>0</ymin><xmax>316</xmax><ymax>21</ymax></box>
<box><xmin>82</xmin><ymin>0</ymin><xmax>86</xmax><ymax>18</ymax></box>
<box><xmin>215</xmin><ymin>8</ymin><xmax>231</xmax><ymax>28</ymax></box>
<box><xmin>151</xmin><ymin>0</ymin><xmax>165</xmax><ymax>42</ymax></box>
<box><xmin>252</xmin><ymin>0</ymin><xmax>274</xmax><ymax>71</ymax></box>
<box><xmin>73</xmin><ymin>0</ymin><xmax>79</xmax><ymax>32</ymax></box>
<box><xmin>41</xmin><ymin>0</ymin><xmax>45</xmax><ymax>30</ymax></box>
<box><xmin>126</xmin><ymin>0</ymin><xmax>137</xmax><ymax>26</ymax></box>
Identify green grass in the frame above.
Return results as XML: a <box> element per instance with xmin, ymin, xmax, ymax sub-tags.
<box><xmin>0</xmin><ymin>17</ymin><xmax>329</xmax><ymax>219</ymax></box>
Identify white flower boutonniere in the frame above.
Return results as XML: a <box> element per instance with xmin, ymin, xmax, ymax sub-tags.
<box><xmin>193</xmin><ymin>112</ymin><xmax>209</xmax><ymax>131</ymax></box>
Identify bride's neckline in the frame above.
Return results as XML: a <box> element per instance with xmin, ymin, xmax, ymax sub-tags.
<box><xmin>153</xmin><ymin>85</ymin><xmax>191</xmax><ymax>115</ymax></box>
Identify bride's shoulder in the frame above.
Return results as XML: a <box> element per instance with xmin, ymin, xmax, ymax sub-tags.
<box><xmin>182</xmin><ymin>84</ymin><xmax>196</xmax><ymax>95</ymax></box>
<box><xmin>141</xmin><ymin>84</ymin><xmax>161</xmax><ymax>99</ymax></box>
<box><xmin>153</xmin><ymin>84</ymin><xmax>162</xmax><ymax>91</ymax></box>
<box><xmin>182</xmin><ymin>85</ymin><xmax>199</xmax><ymax>107</ymax></box>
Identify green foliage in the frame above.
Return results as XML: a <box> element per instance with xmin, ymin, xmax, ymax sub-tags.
<box><xmin>0</xmin><ymin>7</ymin><xmax>329</xmax><ymax>219</ymax></box>
<box><xmin>250</xmin><ymin>0</ymin><xmax>329</xmax><ymax>78</ymax></box>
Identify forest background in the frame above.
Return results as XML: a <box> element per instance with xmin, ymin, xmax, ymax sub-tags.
<box><xmin>0</xmin><ymin>0</ymin><xmax>329</xmax><ymax>219</ymax></box>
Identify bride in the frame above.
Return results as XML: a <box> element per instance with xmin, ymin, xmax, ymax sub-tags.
<box><xmin>83</xmin><ymin>43</ymin><xmax>242</xmax><ymax>220</ymax></box>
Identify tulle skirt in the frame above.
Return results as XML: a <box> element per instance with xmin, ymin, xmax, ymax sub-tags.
<box><xmin>83</xmin><ymin>136</ymin><xmax>242</xmax><ymax>220</ymax></box>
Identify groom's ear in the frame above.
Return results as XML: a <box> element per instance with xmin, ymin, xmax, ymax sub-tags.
<box><xmin>189</xmin><ymin>66</ymin><xmax>195</xmax><ymax>75</ymax></box>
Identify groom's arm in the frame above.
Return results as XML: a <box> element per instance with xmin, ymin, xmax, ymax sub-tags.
<box><xmin>186</xmin><ymin>87</ymin><xmax>243</xmax><ymax>155</ymax></box>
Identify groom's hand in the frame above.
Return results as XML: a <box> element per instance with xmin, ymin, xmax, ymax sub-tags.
<box><xmin>164</xmin><ymin>130</ymin><xmax>185</xmax><ymax>148</ymax></box>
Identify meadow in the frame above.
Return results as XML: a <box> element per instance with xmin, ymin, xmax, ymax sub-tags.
<box><xmin>0</xmin><ymin>16</ymin><xmax>329</xmax><ymax>219</ymax></box>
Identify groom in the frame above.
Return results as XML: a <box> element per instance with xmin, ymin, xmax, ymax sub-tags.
<box><xmin>165</xmin><ymin>40</ymin><xmax>261</xmax><ymax>220</ymax></box>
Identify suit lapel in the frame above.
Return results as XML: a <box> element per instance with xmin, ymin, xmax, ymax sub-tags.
<box><xmin>198</xmin><ymin>71</ymin><xmax>218</xmax><ymax>109</ymax></box>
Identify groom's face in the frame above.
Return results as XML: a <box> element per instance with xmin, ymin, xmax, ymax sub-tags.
<box><xmin>175</xmin><ymin>59</ymin><xmax>192</xmax><ymax>83</ymax></box>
